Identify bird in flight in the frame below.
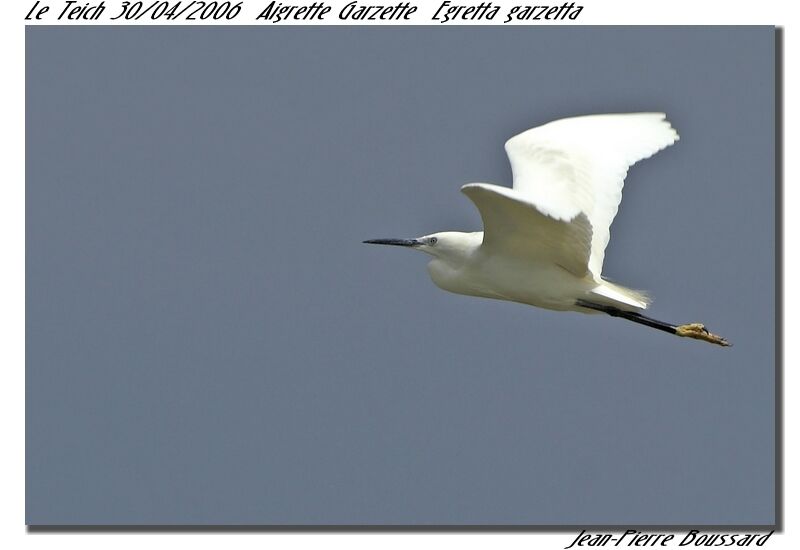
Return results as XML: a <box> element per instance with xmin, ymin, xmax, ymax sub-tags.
<box><xmin>364</xmin><ymin>113</ymin><xmax>730</xmax><ymax>346</ymax></box>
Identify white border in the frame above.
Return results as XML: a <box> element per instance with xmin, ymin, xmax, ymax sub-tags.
<box><xmin>2</xmin><ymin>1</ymin><xmax>795</xmax><ymax>548</ymax></box>
<box><xmin>15</xmin><ymin>0</ymin><xmax>799</xmax><ymax>25</ymax></box>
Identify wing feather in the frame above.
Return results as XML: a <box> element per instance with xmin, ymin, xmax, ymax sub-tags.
<box><xmin>504</xmin><ymin>113</ymin><xmax>679</xmax><ymax>278</ymax></box>
<box><xmin>461</xmin><ymin>183</ymin><xmax>592</xmax><ymax>277</ymax></box>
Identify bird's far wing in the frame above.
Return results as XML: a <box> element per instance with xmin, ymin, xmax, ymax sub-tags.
<box><xmin>461</xmin><ymin>183</ymin><xmax>592</xmax><ymax>277</ymax></box>
<box><xmin>504</xmin><ymin>113</ymin><xmax>679</xmax><ymax>278</ymax></box>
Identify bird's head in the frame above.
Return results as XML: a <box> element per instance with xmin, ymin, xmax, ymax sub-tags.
<box><xmin>363</xmin><ymin>232</ymin><xmax>480</xmax><ymax>260</ymax></box>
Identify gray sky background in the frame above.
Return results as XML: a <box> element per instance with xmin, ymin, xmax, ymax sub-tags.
<box><xmin>26</xmin><ymin>26</ymin><xmax>775</xmax><ymax>525</ymax></box>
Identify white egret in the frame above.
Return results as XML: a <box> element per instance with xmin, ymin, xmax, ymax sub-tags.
<box><xmin>365</xmin><ymin>113</ymin><xmax>730</xmax><ymax>346</ymax></box>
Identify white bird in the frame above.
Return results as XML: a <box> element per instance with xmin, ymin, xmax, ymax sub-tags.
<box><xmin>365</xmin><ymin>113</ymin><xmax>730</xmax><ymax>346</ymax></box>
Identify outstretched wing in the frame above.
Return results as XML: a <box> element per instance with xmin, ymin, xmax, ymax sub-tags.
<box><xmin>461</xmin><ymin>183</ymin><xmax>593</xmax><ymax>277</ymax></box>
<box><xmin>503</xmin><ymin>113</ymin><xmax>679</xmax><ymax>278</ymax></box>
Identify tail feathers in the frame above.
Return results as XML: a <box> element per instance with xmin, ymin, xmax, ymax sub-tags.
<box><xmin>591</xmin><ymin>281</ymin><xmax>651</xmax><ymax>311</ymax></box>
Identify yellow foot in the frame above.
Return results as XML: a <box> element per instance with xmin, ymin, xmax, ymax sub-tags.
<box><xmin>675</xmin><ymin>323</ymin><xmax>731</xmax><ymax>347</ymax></box>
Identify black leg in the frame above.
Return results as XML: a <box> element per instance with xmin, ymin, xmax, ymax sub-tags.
<box><xmin>575</xmin><ymin>299</ymin><xmax>678</xmax><ymax>335</ymax></box>
<box><xmin>574</xmin><ymin>299</ymin><xmax>731</xmax><ymax>346</ymax></box>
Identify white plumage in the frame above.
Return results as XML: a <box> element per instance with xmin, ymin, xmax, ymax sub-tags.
<box><xmin>501</xmin><ymin>113</ymin><xmax>679</xmax><ymax>279</ymax></box>
<box><xmin>366</xmin><ymin>113</ymin><xmax>729</xmax><ymax>346</ymax></box>
<box><xmin>460</xmin><ymin>112</ymin><xmax>677</xmax><ymax>311</ymax></box>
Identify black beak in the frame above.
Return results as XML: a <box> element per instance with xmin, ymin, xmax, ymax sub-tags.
<box><xmin>363</xmin><ymin>238</ymin><xmax>421</xmax><ymax>247</ymax></box>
